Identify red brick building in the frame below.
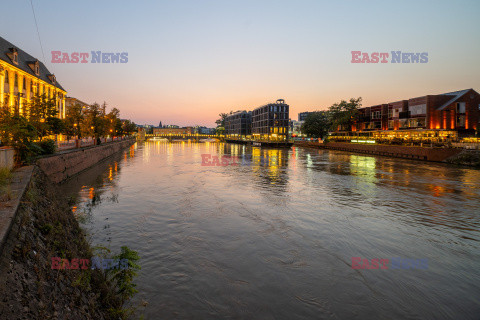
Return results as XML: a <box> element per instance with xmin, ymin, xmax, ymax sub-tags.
<box><xmin>352</xmin><ymin>89</ymin><xmax>480</xmax><ymax>135</ymax></box>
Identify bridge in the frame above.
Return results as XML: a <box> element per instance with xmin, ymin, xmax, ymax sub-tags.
<box><xmin>144</xmin><ymin>133</ymin><xmax>224</xmax><ymax>142</ymax></box>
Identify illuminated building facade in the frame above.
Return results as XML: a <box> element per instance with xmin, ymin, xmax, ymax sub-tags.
<box><xmin>252</xmin><ymin>99</ymin><xmax>289</xmax><ymax>141</ymax></box>
<box><xmin>0</xmin><ymin>36</ymin><xmax>67</xmax><ymax>118</ymax></box>
<box><xmin>225</xmin><ymin>111</ymin><xmax>252</xmax><ymax>138</ymax></box>
<box><xmin>153</xmin><ymin>127</ymin><xmax>193</xmax><ymax>135</ymax></box>
<box><xmin>351</xmin><ymin>89</ymin><xmax>480</xmax><ymax>135</ymax></box>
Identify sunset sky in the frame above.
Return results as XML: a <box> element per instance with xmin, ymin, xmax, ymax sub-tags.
<box><xmin>2</xmin><ymin>0</ymin><xmax>480</xmax><ymax>127</ymax></box>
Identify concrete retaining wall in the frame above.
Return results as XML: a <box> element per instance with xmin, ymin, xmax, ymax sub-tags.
<box><xmin>295</xmin><ymin>141</ymin><xmax>462</xmax><ymax>162</ymax></box>
<box><xmin>0</xmin><ymin>147</ymin><xmax>14</xmax><ymax>169</ymax></box>
<box><xmin>37</xmin><ymin>139</ymin><xmax>135</xmax><ymax>183</ymax></box>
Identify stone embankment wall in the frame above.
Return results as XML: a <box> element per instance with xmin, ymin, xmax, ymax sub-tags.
<box><xmin>0</xmin><ymin>139</ymin><xmax>136</xmax><ymax>318</ymax></box>
<box><xmin>0</xmin><ymin>147</ymin><xmax>14</xmax><ymax>169</ymax></box>
<box><xmin>295</xmin><ymin>141</ymin><xmax>462</xmax><ymax>162</ymax></box>
<box><xmin>37</xmin><ymin>139</ymin><xmax>135</xmax><ymax>183</ymax></box>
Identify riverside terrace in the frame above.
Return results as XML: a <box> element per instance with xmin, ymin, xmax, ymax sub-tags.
<box><xmin>332</xmin><ymin>89</ymin><xmax>480</xmax><ymax>144</ymax></box>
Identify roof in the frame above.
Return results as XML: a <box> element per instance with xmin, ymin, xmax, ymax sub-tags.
<box><xmin>435</xmin><ymin>89</ymin><xmax>473</xmax><ymax>111</ymax></box>
<box><xmin>65</xmin><ymin>96</ymin><xmax>89</xmax><ymax>106</ymax></box>
<box><xmin>0</xmin><ymin>36</ymin><xmax>66</xmax><ymax>91</ymax></box>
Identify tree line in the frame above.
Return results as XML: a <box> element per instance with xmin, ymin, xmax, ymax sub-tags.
<box><xmin>0</xmin><ymin>94</ymin><xmax>137</xmax><ymax>164</ymax></box>
<box><xmin>301</xmin><ymin>97</ymin><xmax>362</xmax><ymax>139</ymax></box>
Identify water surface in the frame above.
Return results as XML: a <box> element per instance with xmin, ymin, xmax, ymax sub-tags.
<box><xmin>63</xmin><ymin>141</ymin><xmax>480</xmax><ymax>319</ymax></box>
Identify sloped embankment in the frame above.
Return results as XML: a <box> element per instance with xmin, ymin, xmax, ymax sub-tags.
<box><xmin>446</xmin><ymin>149</ymin><xmax>480</xmax><ymax>167</ymax></box>
<box><xmin>0</xmin><ymin>167</ymin><xmax>122</xmax><ymax>319</ymax></box>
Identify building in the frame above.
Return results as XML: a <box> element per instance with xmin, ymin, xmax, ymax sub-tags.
<box><xmin>349</xmin><ymin>89</ymin><xmax>480</xmax><ymax>137</ymax></box>
<box><xmin>194</xmin><ymin>126</ymin><xmax>216</xmax><ymax>135</ymax></box>
<box><xmin>225</xmin><ymin>111</ymin><xmax>252</xmax><ymax>138</ymax></box>
<box><xmin>65</xmin><ymin>96</ymin><xmax>89</xmax><ymax>114</ymax></box>
<box><xmin>252</xmin><ymin>99</ymin><xmax>289</xmax><ymax>141</ymax></box>
<box><xmin>290</xmin><ymin>120</ymin><xmax>304</xmax><ymax>137</ymax></box>
<box><xmin>0</xmin><ymin>36</ymin><xmax>66</xmax><ymax>118</ymax></box>
<box><xmin>153</xmin><ymin>127</ymin><xmax>193</xmax><ymax>135</ymax></box>
<box><xmin>298</xmin><ymin>112</ymin><xmax>312</xmax><ymax>122</ymax></box>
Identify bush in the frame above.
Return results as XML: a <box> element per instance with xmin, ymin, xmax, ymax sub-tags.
<box><xmin>37</xmin><ymin>139</ymin><xmax>56</xmax><ymax>155</ymax></box>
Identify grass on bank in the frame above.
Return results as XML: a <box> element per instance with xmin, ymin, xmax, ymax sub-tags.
<box><xmin>0</xmin><ymin>167</ymin><xmax>12</xmax><ymax>201</ymax></box>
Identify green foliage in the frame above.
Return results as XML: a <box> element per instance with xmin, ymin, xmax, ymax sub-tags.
<box><xmin>39</xmin><ymin>223</ymin><xmax>53</xmax><ymax>235</ymax></box>
<box><xmin>64</xmin><ymin>103</ymin><xmax>84</xmax><ymax>139</ymax></box>
<box><xmin>37</xmin><ymin>138</ymin><xmax>56</xmax><ymax>155</ymax></box>
<box><xmin>25</xmin><ymin>94</ymin><xmax>59</xmax><ymax>140</ymax></box>
<box><xmin>215</xmin><ymin>112</ymin><xmax>228</xmax><ymax>128</ymax></box>
<box><xmin>122</xmin><ymin>119</ymin><xmax>137</xmax><ymax>135</ymax></box>
<box><xmin>45</xmin><ymin>117</ymin><xmax>65</xmax><ymax>135</ymax></box>
<box><xmin>328</xmin><ymin>97</ymin><xmax>362</xmax><ymax>131</ymax></box>
<box><xmin>215</xmin><ymin>126</ymin><xmax>225</xmax><ymax>135</ymax></box>
<box><xmin>301</xmin><ymin>111</ymin><xmax>331</xmax><ymax>138</ymax></box>
<box><xmin>106</xmin><ymin>246</ymin><xmax>141</xmax><ymax>304</ymax></box>
<box><xmin>0</xmin><ymin>167</ymin><xmax>12</xmax><ymax>199</ymax></box>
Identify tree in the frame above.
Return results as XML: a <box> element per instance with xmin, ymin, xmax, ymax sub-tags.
<box><xmin>215</xmin><ymin>126</ymin><xmax>225</xmax><ymax>136</ymax></box>
<box><xmin>328</xmin><ymin>97</ymin><xmax>362</xmax><ymax>131</ymax></box>
<box><xmin>83</xmin><ymin>103</ymin><xmax>107</xmax><ymax>140</ymax></box>
<box><xmin>45</xmin><ymin>117</ymin><xmax>65</xmax><ymax>138</ymax></box>
<box><xmin>215</xmin><ymin>112</ymin><xmax>232</xmax><ymax>128</ymax></box>
<box><xmin>0</xmin><ymin>104</ymin><xmax>37</xmax><ymax>164</ymax></box>
<box><xmin>106</xmin><ymin>107</ymin><xmax>121</xmax><ymax>136</ymax></box>
<box><xmin>122</xmin><ymin>120</ymin><xmax>137</xmax><ymax>135</ymax></box>
<box><xmin>25</xmin><ymin>94</ymin><xmax>58</xmax><ymax>140</ymax></box>
<box><xmin>301</xmin><ymin>111</ymin><xmax>331</xmax><ymax>138</ymax></box>
<box><xmin>64</xmin><ymin>103</ymin><xmax>84</xmax><ymax>139</ymax></box>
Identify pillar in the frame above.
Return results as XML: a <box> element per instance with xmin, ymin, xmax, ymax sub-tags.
<box><xmin>18</xmin><ymin>74</ymin><xmax>24</xmax><ymax>115</ymax></box>
<box><xmin>0</xmin><ymin>66</ymin><xmax>4</xmax><ymax>106</ymax></box>
<box><xmin>62</xmin><ymin>95</ymin><xmax>66</xmax><ymax>119</ymax></box>
<box><xmin>8</xmin><ymin>70</ymin><xmax>14</xmax><ymax>109</ymax></box>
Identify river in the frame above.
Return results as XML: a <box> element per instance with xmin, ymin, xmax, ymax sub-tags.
<box><xmin>62</xmin><ymin>141</ymin><xmax>480</xmax><ymax>319</ymax></box>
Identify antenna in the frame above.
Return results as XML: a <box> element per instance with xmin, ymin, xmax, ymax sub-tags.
<box><xmin>29</xmin><ymin>0</ymin><xmax>47</xmax><ymax>67</ymax></box>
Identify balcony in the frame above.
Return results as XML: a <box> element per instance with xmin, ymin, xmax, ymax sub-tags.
<box><xmin>399</xmin><ymin>111</ymin><xmax>410</xmax><ymax>119</ymax></box>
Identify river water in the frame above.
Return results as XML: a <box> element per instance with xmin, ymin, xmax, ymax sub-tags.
<box><xmin>62</xmin><ymin>141</ymin><xmax>480</xmax><ymax>319</ymax></box>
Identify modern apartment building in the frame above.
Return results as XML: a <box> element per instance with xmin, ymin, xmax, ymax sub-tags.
<box><xmin>225</xmin><ymin>111</ymin><xmax>252</xmax><ymax>138</ymax></box>
<box><xmin>251</xmin><ymin>99</ymin><xmax>289</xmax><ymax>141</ymax></box>
<box><xmin>351</xmin><ymin>89</ymin><xmax>480</xmax><ymax>135</ymax></box>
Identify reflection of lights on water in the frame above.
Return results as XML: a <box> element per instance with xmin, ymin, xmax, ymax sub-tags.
<box><xmin>349</xmin><ymin>155</ymin><xmax>378</xmax><ymax>185</ymax></box>
<box><xmin>306</xmin><ymin>153</ymin><xmax>313</xmax><ymax>166</ymax></box>
<box><xmin>89</xmin><ymin>187</ymin><xmax>95</xmax><ymax>199</ymax></box>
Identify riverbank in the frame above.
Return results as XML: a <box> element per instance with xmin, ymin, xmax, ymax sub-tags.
<box><xmin>0</xmin><ymin>167</ymin><xmax>124</xmax><ymax>319</ymax></box>
<box><xmin>294</xmin><ymin>141</ymin><xmax>471</xmax><ymax>163</ymax></box>
<box><xmin>37</xmin><ymin>138</ymin><xmax>135</xmax><ymax>183</ymax></box>
<box><xmin>0</xmin><ymin>139</ymin><xmax>137</xmax><ymax>319</ymax></box>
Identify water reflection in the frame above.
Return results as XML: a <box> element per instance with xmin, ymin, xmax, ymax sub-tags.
<box><xmin>63</xmin><ymin>141</ymin><xmax>480</xmax><ymax>319</ymax></box>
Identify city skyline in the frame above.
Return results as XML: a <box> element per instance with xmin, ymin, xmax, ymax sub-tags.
<box><xmin>2</xmin><ymin>0</ymin><xmax>480</xmax><ymax>127</ymax></box>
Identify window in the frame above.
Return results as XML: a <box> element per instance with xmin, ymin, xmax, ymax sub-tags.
<box><xmin>409</xmin><ymin>104</ymin><xmax>427</xmax><ymax>115</ymax></box>
<box><xmin>408</xmin><ymin>118</ymin><xmax>426</xmax><ymax>128</ymax></box>
<box><xmin>456</xmin><ymin>102</ymin><xmax>466</xmax><ymax>114</ymax></box>
<box><xmin>9</xmin><ymin>48</ymin><xmax>19</xmax><ymax>65</ymax></box>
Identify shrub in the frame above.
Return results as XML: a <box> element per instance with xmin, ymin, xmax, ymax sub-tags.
<box><xmin>37</xmin><ymin>139</ymin><xmax>56</xmax><ymax>155</ymax></box>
